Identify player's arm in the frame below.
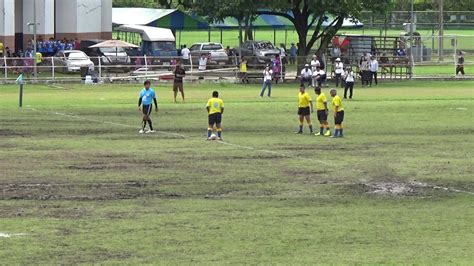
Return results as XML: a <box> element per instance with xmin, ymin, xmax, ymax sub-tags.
<box><xmin>153</xmin><ymin>97</ymin><xmax>158</xmax><ymax>112</ymax></box>
<box><xmin>138</xmin><ymin>97</ymin><xmax>142</xmax><ymax>110</ymax></box>
<box><xmin>324</xmin><ymin>101</ymin><xmax>328</xmax><ymax>115</ymax></box>
<box><xmin>310</xmin><ymin>100</ymin><xmax>314</xmax><ymax>113</ymax></box>
<box><xmin>221</xmin><ymin>106</ymin><xmax>224</xmax><ymax>115</ymax></box>
<box><xmin>334</xmin><ymin>105</ymin><xmax>339</xmax><ymax>117</ymax></box>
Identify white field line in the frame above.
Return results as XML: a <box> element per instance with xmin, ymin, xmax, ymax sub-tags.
<box><xmin>0</xmin><ymin>233</ymin><xmax>27</xmax><ymax>238</ymax></box>
<box><xmin>25</xmin><ymin>108</ymin><xmax>474</xmax><ymax>196</ymax></box>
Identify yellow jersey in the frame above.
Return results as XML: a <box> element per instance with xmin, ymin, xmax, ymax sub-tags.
<box><xmin>240</xmin><ymin>62</ymin><xmax>247</xmax><ymax>72</ymax></box>
<box><xmin>298</xmin><ymin>92</ymin><xmax>311</xmax><ymax>108</ymax></box>
<box><xmin>207</xmin><ymin>97</ymin><xmax>224</xmax><ymax>115</ymax></box>
<box><xmin>331</xmin><ymin>95</ymin><xmax>344</xmax><ymax>112</ymax></box>
<box><xmin>316</xmin><ymin>92</ymin><xmax>327</xmax><ymax>110</ymax></box>
<box><xmin>36</xmin><ymin>52</ymin><xmax>43</xmax><ymax>64</ymax></box>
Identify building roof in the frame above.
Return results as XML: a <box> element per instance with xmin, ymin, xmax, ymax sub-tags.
<box><xmin>211</xmin><ymin>14</ymin><xmax>364</xmax><ymax>29</ymax></box>
<box><xmin>112</xmin><ymin>8</ymin><xmax>208</xmax><ymax>30</ymax></box>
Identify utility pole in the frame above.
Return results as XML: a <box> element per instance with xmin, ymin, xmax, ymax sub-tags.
<box><xmin>33</xmin><ymin>0</ymin><xmax>37</xmax><ymax>81</ymax></box>
<box><xmin>438</xmin><ymin>0</ymin><xmax>444</xmax><ymax>61</ymax></box>
<box><xmin>410</xmin><ymin>0</ymin><xmax>414</xmax><ymax>77</ymax></box>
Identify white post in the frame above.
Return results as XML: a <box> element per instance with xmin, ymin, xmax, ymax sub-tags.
<box><xmin>144</xmin><ymin>55</ymin><xmax>148</xmax><ymax>77</ymax></box>
<box><xmin>190</xmin><ymin>54</ymin><xmax>193</xmax><ymax>81</ymax></box>
<box><xmin>98</xmin><ymin>57</ymin><xmax>102</xmax><ymax>79</ymax></box>
<box><xmin>4</xmin><ymin>56</ymin><xmax>7</xmax><ymax>80</ymax></box>
<box><xmin>453</xmin><ymin>37</ymin><xmax>457</xmax><ymax>76</ymax></box>
<box><xmin>33</xmin><ymin>0</ymin><xmax>37</xmax><ymax>82</ymax></box>
<box><xmin>51</xmin><ymin>57</ymin><xmax>55</xmax><ymax>80</ymax></box>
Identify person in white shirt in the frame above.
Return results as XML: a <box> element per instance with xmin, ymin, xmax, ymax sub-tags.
<box><xmin>198</xmin><ymin>54</ymin><xmax>208</xmax><ymax>70</ymax></box>
<box><xmin>300</xmin><ymin>64</ymin><xmax>313</xmax><ymax>87</ymax></box>
<box><xmin>343</xmin><ymin>66</ymin><xmax>355</xmax><ymax>99</ymax></box>
<box><xmin>310</xmin><ymin>55</ymin><xmax>320</xmax><ymax>73</ymax></box>
<box><xmin>198</xmin><ymin>53</ymin><xmax>208</xmax><ymax>80</ymax></box>
<box><xmin>369</xmin><ymin>56</ymin><xmax>379</xmax><ymax>86</ymax></box>
<box><xmin>181</xmin><ymin>44</ymin><xmax>190</xmax><ymax>66</ymax></box>
<box><xmin>333</xmin><ymin>57</ymin><xmax>344</xmax><ymax>88</ymax></box>
<box><xmin>260</xmin><ymin>65</ymin><xmax>273</xmax><ymax>97</ymax></box>
<box><xmin>312</xmin><ymin>65</ymin><xmax>326</xmax><ymax>87</ymax></box>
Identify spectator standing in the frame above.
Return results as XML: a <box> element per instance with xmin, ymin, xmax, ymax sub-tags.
<box><xmin>333</xmin><ymin>58</ymin><xmax>344</xmax><ymax>87</ymax></box>
<box><xmin>369</xmin><ymin>56</ymin><xmax>379</xmax><ymax>86</ymax></box>
<box><xmin>272</xmin><ymin>55</ymin><xmax>282</xmax><ymax>84</ymax></box>
<box><xmin>260</xmin><ymin>65</ymin><xmax>273</xmax><ymax>98</ymax></box>
<box><xmin>456</xmin><ymin>51</ymin><xmax>465</xmax><ymax>77</ymax></box>
<box><xmin>330</xmin><ymin>45</ymin><xmax>341</xmax><ymax>63</ymax></box>
<box><xmin>239</xmin><ymin>57</ymin><xmax>249</xmax><ymax>84</ymax></box>
<box><xmin>343</xmin><ymin>66</ymin><xmax>355</xmax><ymax>99</ymax></box>
<box><xmin>300</xmin><ymin>64</ymin><xmax>312</xmax><ymax>87</ymax></box>
<box><xmin>173</xmin><ymin>61</ymin><xmax>186</xmax><ymax>103</ymax></box>
<box><xmin>289</xmin><ymin>43</ymin><xmax>297</xmax><ymax>65</ymax></box>
<box><xmin>181</xmin><ymin>44</ymin><xmax>190</xmax><ymax>66</ymax></box>
<box><xmin>359</xmin><ymin>56</ymin><xmax>369</xmax><ymax>86</ymax></box>
<box><xmin>198</xmin><ymin>53</ymin><xmax>208</xmax><ymax>79</ymax></box>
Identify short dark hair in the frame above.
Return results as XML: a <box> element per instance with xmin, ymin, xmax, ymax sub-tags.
<box><xmin>315</xmin><ymin>87</ymin><xmax>321</xmax><ymax>94</ymax></box>
<box><xmin>212</xmin><ymin>91</ymin><xmax>219</xmax><ymax>97</ymax></box>
<box><xmin>144</xmin><ymin>80</ymin><xmax>151</xmax><ymax>86</ymax></box>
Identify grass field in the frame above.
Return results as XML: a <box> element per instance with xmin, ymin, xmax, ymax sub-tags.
<box><xmin>1</xmin><ymin>80</ymin><xmax>473</xmax><ymax>264</ymax></box>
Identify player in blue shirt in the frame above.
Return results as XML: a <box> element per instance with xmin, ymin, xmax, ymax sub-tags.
<box><xmin>138</xmin><ymin>80</ymin><xmax>158</xmax><ymax>134</ymax></box>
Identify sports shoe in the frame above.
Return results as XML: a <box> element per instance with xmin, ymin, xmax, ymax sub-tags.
<box><xmin>139</xmin><ymin>129</ymin><xmax>145</xmax><ymax>134</ymax></box>
<box><xmin>314</xmin><ymin>132</ymin><xmax>322</xmax><ymax>136</ymax></box>
<box><xmin>217</xmin><ymin>137</ymin><xmax>223</xmax><ymax>141</ymax></box>
<box><xmin>295</xmin><ymin>131</ymin><xmax>303</xmax><ymax>134</ymax></box>
<box><xmin>324</xmin><ymin>131</ymin><xmax>331</xmax><ymax>137</ymax></box>
<box><xmin>145</xmin><ymin>130</ymin><xmax>155</xmax><ymax>134</ymax></box>
<box><xmin>330</xmin><ymin>135</ymin><xmax>339</xmax><ymax>138</ymax></box>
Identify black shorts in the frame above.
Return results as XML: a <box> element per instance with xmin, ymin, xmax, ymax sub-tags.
<box><xmin>317</xmin><ymin>110</ymin><xmax>328</xmax><ymax>122</ymax></box>
<box><xmin>142</xmin><ymin>104</ymin><xmax>152</xmax><ymax>115</ymax></box>
<box><xmin>298</xmin><ymin>107</ymin><xmax>311</xmax><ymax>116</ymax></box>
<box><xmin>208</xmin><ymin>113</ymin><xmax>222</xmax><ymax>125</ymax></box>
<box><xmin>335</xmin><ymin>111</ymin><xmax>344</xmax><ymax>124</ymax></box>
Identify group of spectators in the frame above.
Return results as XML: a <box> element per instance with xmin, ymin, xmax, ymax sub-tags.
<box><xmin>0</xmin><ymin>37</ymin><xmax>81</xmax><ymax>76</ymax></box>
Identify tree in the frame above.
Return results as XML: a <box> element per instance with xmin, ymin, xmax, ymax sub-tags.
<box><xmin>188</xmin><ymin>0</ymin><xmax>390</xmax><ymax>56</ymax></box>
<box><xmin>181</xmin><ymin>0</ymin><xmax>257</xmax><ymax>45</ymax></box>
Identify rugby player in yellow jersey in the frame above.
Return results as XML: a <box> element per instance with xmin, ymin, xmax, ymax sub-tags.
<box><xmin>296</xmin><ymin>85</ymin><xmax>314</xmax><ymax>134</ymax></box>
<box><xmin>314</xmin><ymin>87</ymin><xmax>331</xmax><ymax>136</ymax></box>
<box><xmin>206</xmin><ymin>91</ymin><xmax>224</xmax><ymax>140</ymax></box>
<box><xmin>330</xmin><ymin>89</ymin><xmax>345</xmax><ymax>138</ymax></box>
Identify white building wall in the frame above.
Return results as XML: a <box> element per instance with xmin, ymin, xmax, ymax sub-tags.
<box><xmin>0</xmin><ymin>0</ymin><xmax>15</xmax><ymax>50</ymax></box>
<box><xmin>101</xmin><ymin>0</ymin><xmax>112</xmax><ymax>33</ymax></box>
<box><xmin>22</xmin><ymin>0</ymin><xmax>54</xmax><ymax>35</ymax></box>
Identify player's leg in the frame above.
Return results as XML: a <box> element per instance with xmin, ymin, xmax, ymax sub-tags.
<box><xmin>173</xmin><ymin>83</ymin><xmax>178</xmax><ymax>103</ymax></box>
<box><xmin>207</xmin><ymin>114</ymin><xmax>215</xmax><ymax>140</ymax></box>
<box><xmin>374</xmin><ymin>71</ymin><xmax>378</xmax><ymax>85</ymax></box>
<box><xmin>315</xmin><ymin>111</ymin><xmax>324</xmax><ymax>136</ymax></box>
<box><xmin>140</xmin><ymin>105</ymin><xmax>149</xmax><ymax>133</ymax></box>
<box><xmin>267</xmin><ymin>82</ymin><xmax>272</xmax><ymax>97</ymax></box>
<box><xmin>339</xmin><ymin>111</ymin><xmax>345</xmax><ymax>137</ymax></box>
<box><xmin>305</xmin><ymin>114</ymin><xmax>313</xmax><ymax>134</ymax></box>
<box><xmin>179</xmin><ymin>84</ymin><xmax>185</xmax><ymax>102</ymax></box>
<box><xmin>296</xmin><ymin>113</ymin><xmax>304</xmax><ymax>134</ymax></box>
<box><xmin>146</xmin><ymin>105</ymin><xmax>154</xmax><ymax>133</ymax></box>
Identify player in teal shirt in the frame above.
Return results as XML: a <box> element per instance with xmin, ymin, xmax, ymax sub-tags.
<box><xmin>138</xmin><ymin>80</ymin><xmax>158</xmax><ymax>134</ymax></box>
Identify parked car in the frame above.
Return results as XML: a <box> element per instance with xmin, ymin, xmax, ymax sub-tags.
<box><xmin>189</xmin><ymin>42</ymin><xmax>229</xmax><ymax>67</ymax></box>
<box><xmin>80</xmin><ymin>39</ymin><xmax>130</xmax><ymax>66</ymax></box>
<box><xmin>233</xmin><ymin>41</ymin><xmax>281</xmax><ymax>67</ymax></box>
<box><xmin>51</xmin><ymin>50</ymin><xmax>94</xmax><ymax>73</ymax></box>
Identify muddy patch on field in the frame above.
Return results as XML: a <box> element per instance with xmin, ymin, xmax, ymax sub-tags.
<box><xmin>343</xmin><ymin>181</ymin><xmax>431</xmax><ymax>196</ymax></box>
<box><xmin>0</xmin><ymin>181</ymin><xmax>172</xmax><ymax>201</ymax></box>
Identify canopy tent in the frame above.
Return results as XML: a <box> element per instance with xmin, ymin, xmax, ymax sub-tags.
<box><xmin>112</xmin><ymin>8</ymin><xmax>209</xmax><ymax>30</ymax></box>
<box><xmin>210</xmin><ymin>14</ymin><xmax>363</xmax><ymax>29</ymax></box>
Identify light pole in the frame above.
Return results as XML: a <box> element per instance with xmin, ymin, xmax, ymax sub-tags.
<box><xmin>438</xmin><ymin>0</ymin><xmax>444</xmax><ymax>61</ymax></box>
<box><xmin>409</xmin><ymin>0</ymin><xmax>414</xmax><ymax>77</ymax></box>
<box><xmin>28</xmin><ymin>0</ymin><xmax>38</xmax><ymax>81</ymax></box>
<box><xmin>33</xmin><ymin>0</ymin><xmax>37</xmax><ymax>81</ymax></box>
